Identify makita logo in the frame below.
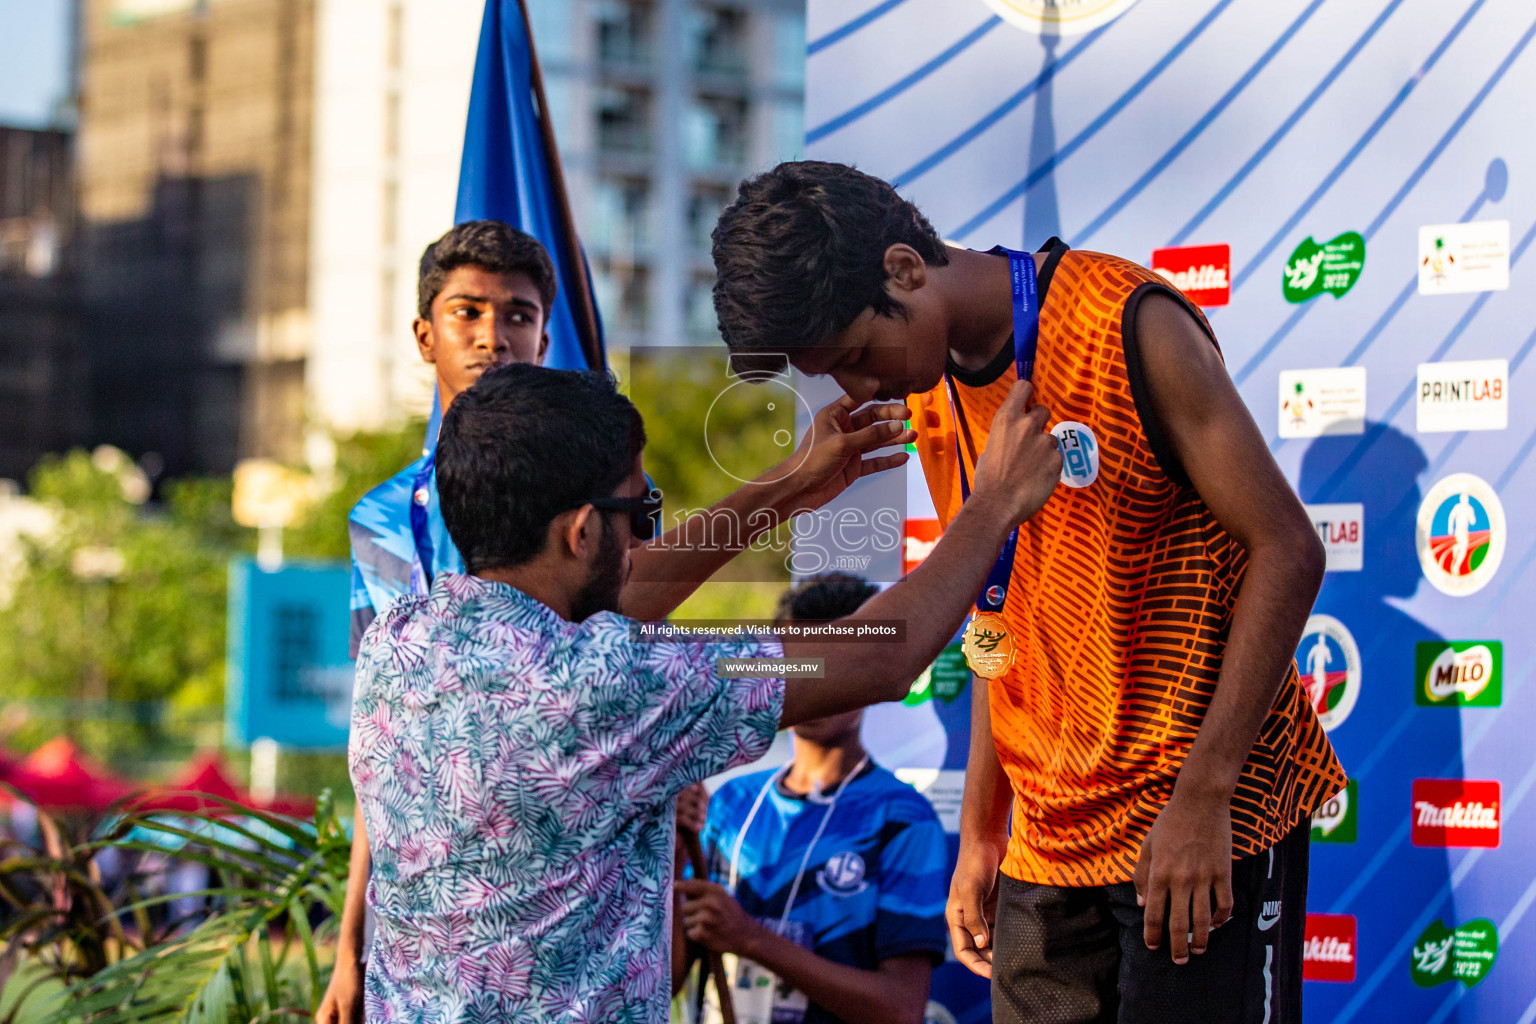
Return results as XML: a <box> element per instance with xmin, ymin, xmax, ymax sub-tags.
<box><xmin>1151</xmin><ymin>243</ymin><xmax>1231</xmax><ymax>307</ymax></box>
<box><xmin>1161</xmin><ymin>264</ymin><xmax>1228</xmax><ymax>292</ymax></box>
<box><xmin>1414</xmin><ymin>801</ymin><xmax>1498</xmax><ymax>829</ymax></box>
<box><xmin>1412</xmin><ymin>780</ymin><xmax>1501</xmax><ymax>848</ymax></box>
<box><xmin>1305</xmin><ymin>936</ymin><xmax>1354</xmax><ymax>963</ymax></box>
<box><xmin>1303</xmin><ymin>914</ymin><xmax>1357</xmax><ymax>982</ymax></box>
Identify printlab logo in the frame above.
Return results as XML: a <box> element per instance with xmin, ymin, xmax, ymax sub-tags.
<box><xmin>905</xmin><ymin>644</ymin><xmax>970</xmax><ymax>707</ymax></box>
<box><xmin>1052</xmin><ymin>421</ymin><xmax>1099</xmax><ymax>488</ymax></box>
<box><xmin>1151</xmin><ymin>243</ymin><xmax>1230</xmax><ymax>307</ymax></box>
<box><xmin>1415</xmin><ymin>641</ymin><xmax>1502</xmax><ymax>707</ymax></box>
<box><xmin>817</xmin><ymin>851</ymin><xmax>869</xmax><ymax>897</ymax></box>
<box><xmin>1278</xmin><ymin>368</ymin><xmax>1366</xmax><ymax>438</ymax></box>
<box><xmin>1305</xmin><ymin>503</ymin><xmax>1364</xmax><ymax>572</ymax></box>
<box><xmin>1311</xmin><ymin>779</ymin><xmax>1357</xmax><ymax>844</ymax></box>
<box><xmin>1416</xmin><ymin>359</ymin><xmax>1508</xmax><ymax>433</ymax></box>
<box><xmin>1416</xmin><ymin>473</ymin><xmax>1506</xmax><ymax>597</ymax></box>
<box><xmin>1418</xmin><ymin>221</ymin><xmax>1510</xmax><ymax>295</ymax></box>
<box><xmin>1411</xmin><ymin>919</ymin><xmax>1498</xmax><ymax>988</ymax></box>
<box><xmin>1283</xmin><ymin>232</ymin><xmax>1365</xmax><ymax>303</ymax></box>
<box><xmin>1297</xmin><ymin>614</ymin><xmax>1361</xmax><ymax>732</ymax></box>
<box><xmin>980</xmin><ymin>0</ymin><xmax>1141</xmax><ymax>36</ymax></box>
<box><xmin>1303</xmin><ymin>914</ymin><xmax>1357</xmax><ymax>983</ymax></box>
<box><xmin>1412</xmin><ymin>779</ymin><xmax>1500</xmax><ymax>849</ymax></box>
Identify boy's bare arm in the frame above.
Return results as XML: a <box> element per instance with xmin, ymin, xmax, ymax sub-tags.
<box><xmin>1129</xmin><ymin>291</ymin><xmax>1326</xmax><ymax>965</ymax></box>
<box><xmin>315</xmin><ymin>815</ymin><xmax>371</xmax><ymax>1024</ymax></box>
<box><xmin>780</xmin><ymin>381</ymin><xmax>1063</xmax><ymax>726</ymax></box>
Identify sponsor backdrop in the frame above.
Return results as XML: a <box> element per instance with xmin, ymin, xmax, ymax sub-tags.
<box><xmin>805</xmin><ymin>1</ymin><xmax>1536</xmax><ymax>1021</ymax></box>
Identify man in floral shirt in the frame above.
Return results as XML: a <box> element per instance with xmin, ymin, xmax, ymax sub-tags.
<box><xmin>350</xmin><ymin>364</ymin><xmax>1063</xmax><ymax>1023</ymax></box>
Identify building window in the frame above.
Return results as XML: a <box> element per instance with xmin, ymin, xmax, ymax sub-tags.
<box><xmin>597</xmin><ymin>86</ymin><xmax>653</xmax><ymax>155</ymax></box>
<box><xmin>685</xmin><ymin>94</ymin><xmax>748</xmax><ymax>169</ymax></box>
<box><xmin>687</xmin><ymin>185</ymin><xmax>731</xmax><ymax>250</ymax></box>
<box><xmin>591</xmin><ymin>175</ymin><xmax>651</xmax><ymax>256</ymax></box>
<box><xmin>768</xmin><ymin>98</ymin><xmax>804</xmax><ymax>163</ymax></box>
<box><xmin>596</xmin><ymin>0</ymin><xmax>652</xmax><ymax>69</ymax></box>
<box><xmin>688</xmin><ymin>5</ymin><xmax>746</xmax><ymax>77</ymax></box>
<box><xmin>686</xmin><ymin>273</ymin><xmax>719</xmax><ymax>342</ymax></box>
<box><xmin>595</xmin><ymin>262</ymin><xmax>651</xmax><ymax>333</ymax></box>
<box><xmin>771</xmin><ymin>9</ymin><xmax>807</xmax><ymax>90</ymax></box>
<box><xmin>526</xmin><ymin>0</ymin><xmax>577</xmax><ymax>64</ymax></box>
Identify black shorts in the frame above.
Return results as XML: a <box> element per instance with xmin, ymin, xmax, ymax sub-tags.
<box><xmin>990</xmin><ymin>823</ymin><xmax>1309</xmax><ymax>1024</ymax></box>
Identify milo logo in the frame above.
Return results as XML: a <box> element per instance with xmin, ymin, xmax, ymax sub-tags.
<box><xmin>1311</xmin><ymin>780</ymin><xmax>1357</xmax><ymax>844</ymax></box>
<box><xmin>1416</xmin><ymin>641</ymin><xmax>1502</xmax><ymax>707</ymax></box>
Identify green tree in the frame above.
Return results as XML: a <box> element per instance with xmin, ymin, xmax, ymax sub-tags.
<box><xmin>0</xmin><ymin>452</ymin><xmax>243</xmax><ymax>763</ymax></box>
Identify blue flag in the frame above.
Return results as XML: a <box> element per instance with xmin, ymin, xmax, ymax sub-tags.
<box><xmin>426</xmin><ymin>0</ymin><xmax>606</xmax><ymax>444</ymax></box>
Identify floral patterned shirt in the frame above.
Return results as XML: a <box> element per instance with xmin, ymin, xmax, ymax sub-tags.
<box><xmin>349</xmin><ymin>573</ymin><xmax>784</xmax><ymax>1024</ymax></box>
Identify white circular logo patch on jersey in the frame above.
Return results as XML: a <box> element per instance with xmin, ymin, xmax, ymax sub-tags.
<box><xmin>816</xmin><ymin>851</ymin><xmax>869</xmax><ymax>898</ymax></box>
<box><xmin>1051</xmin><ymin>421</ymin><xmax>1100</xmax><ymax>488</ymax></box>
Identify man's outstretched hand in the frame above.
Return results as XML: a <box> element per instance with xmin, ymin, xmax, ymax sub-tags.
<box><xmin>970</xmin><ymin>380</ymin><xmax>1063</xmax><ymax>524</ymax></box>
<box><xmin>764</xmin><ymin>395</ymin><xmax>915</xmax><ymax>512</ymax></box>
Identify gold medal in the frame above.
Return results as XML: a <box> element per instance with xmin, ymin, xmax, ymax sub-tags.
<box><xmin>962</xmin><ymin>611</ymin><xmax>1013</xmax><ymax>679</ymax></box>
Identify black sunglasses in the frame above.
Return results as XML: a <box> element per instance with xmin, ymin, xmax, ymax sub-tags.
<box><xmin>586</xmin><ymin>475</ymin><xmax>663</xmax><ymax>541</ymax></box>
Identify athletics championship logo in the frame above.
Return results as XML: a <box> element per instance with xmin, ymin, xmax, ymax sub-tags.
<box><xmin>1416</xmin><ymin>473</ymin><xmax>1506</xmax><ymax>597</ymax></box>
<box><xmin>1297</xmin><ymin>615</ymin><xmax>1360</xmax><ymax>732</ymax></box>
<box><xmin>980</xmin><ymin>0</ymin><xmax>1140</xmax><ymax>36</ymax></box>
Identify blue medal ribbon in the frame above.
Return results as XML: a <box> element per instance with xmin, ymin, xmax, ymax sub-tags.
<box><xmin>408</xmin><ymin>453</ymin><xmax>437</xmax><ymax>596</ymax></box>
<box><xmin>943</xmin><ymin>248</ymin><xmax>1040</xmax><ymax>614</ymax></box>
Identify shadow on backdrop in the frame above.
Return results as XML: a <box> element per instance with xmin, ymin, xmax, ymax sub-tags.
<box><xmin>1298</xmin><ymin>424</ymin><xmax>1464</xmax><ymax>1022</ymax></box>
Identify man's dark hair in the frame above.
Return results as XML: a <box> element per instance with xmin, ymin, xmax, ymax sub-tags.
<box><xmin>417</xmin><ymin>220</ymin><xmax>558</xmax><ymax>318</ymax></box>
<box><xmin>711</xmin><ymin>161</ymin><xmax>948</xmax><ymax>359</ymax></box>
<box><xmin>775</xmin><ymin>572</ymin><xmax>879</xmax><ymax>624</ymax></box>
<box><xmin>437</xmin><ymin>364</ymin><xmax>645</xmax><ymax>573</ymax></box>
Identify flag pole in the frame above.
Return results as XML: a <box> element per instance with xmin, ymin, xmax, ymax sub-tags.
<box><xmin>514</xmin><ymin>0</ymin><xmax>605</xmax><ymax>369</ymax></box>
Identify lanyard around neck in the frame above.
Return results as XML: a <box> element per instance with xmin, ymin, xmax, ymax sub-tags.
<box><xmin>942</xmin><ymin>248</ymin><xmax>1040</xmax><ymax>614</ymax></box>
<box><xmin>408</xmin><ymin>453</ymin><xmax>436</xmax><ymax>596</ymax></box>
<box><xmin>727</xmin><ymin>754</ymin><xmax>872</xmax><ymax>936</ymax></box>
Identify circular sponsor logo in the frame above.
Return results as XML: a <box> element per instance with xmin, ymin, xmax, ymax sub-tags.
<box><xmin>1051</xmin><ymin>421</ymin><xmax>1100</xmax><ymax>488</ymax></box>
<box><xmin>984</xmin><ymin>584</ymin><xmax>1006</xmax><ymax>606</ymax></box>
<box><xmin>1297</xmin><ymin>614</ymin><xmax>1360</xmax><ymax>732</ymax></box>
<box><xmin>1417</xmin><ymin>473</ymin><xmax>1505</xmax><ymax>596</ymax></box>
<box><xmin>980</xmin><ymin>0</ymin><xmax>1141</xmax><ymax>36</ymax></box>
<box><xmin>816</xmin><ymin>851</ymin><xmax>869</xmax><ymax>897</ymax></box>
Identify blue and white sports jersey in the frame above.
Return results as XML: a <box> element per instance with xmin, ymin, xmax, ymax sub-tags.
<box><xmin>347</xmin><ymin>453</ymin><xmax>462</xmax><ymax>658</ymax></box>
<box><xmin>700</xmin><ymin>762</ymin><xmax>948</xmax><ymax>1023</ymax></box>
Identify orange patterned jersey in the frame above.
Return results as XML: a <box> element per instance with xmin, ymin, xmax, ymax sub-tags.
<box><xmin>910</xmin><ymin>241</ymin><xmax>1345</xmax><ymax>887</ymax></box>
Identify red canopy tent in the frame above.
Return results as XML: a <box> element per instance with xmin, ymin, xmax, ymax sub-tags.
<box><xmin>1</xmin><ymin>737</ymin><xmax>135</xmax><ymax>812</ymax></box>
<box><xmin>132</xmin><ymin>750</ymin><xmax>252</xmax><ymax>815</ymax></box>
<box><xmin>132</xmin><ymin>750</ymin><xmax>315</xmax><ymax>819</ymax></box>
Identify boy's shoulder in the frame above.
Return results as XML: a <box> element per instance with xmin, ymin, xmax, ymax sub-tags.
<box><xmin>349</xmin><ymin>454</ymin><xmax>430</xmax><ymax>538</ymax></box>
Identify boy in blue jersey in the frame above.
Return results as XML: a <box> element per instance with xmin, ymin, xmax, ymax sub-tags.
<box><xmin>677</xmin><ymin>575</ymin><xmax>949</xmax><ymax>1024</ymax></box>
<box><xmin>321</xmin><ymin>224</ymin><xmax>928</xmax><ymax>1024</ymax></box>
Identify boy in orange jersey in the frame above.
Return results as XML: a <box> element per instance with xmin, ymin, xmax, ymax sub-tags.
<box><xmin>710</xmin><ymin>161</ymin><xmax>1345</xmax><ymax>1024</ymax></box>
